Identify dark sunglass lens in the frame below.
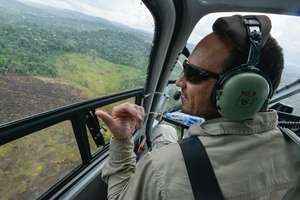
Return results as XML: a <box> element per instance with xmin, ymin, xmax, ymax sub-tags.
<box><xmin>183</xmin><ymin>63</ymin><xmax>208</xmax><ymax>83</ymax></box>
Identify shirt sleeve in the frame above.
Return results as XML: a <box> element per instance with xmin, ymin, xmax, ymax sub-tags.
<box><xmin>101</xmin><ymin>137</ymin><xmax>165</xmax><ymax>200</ymax></box>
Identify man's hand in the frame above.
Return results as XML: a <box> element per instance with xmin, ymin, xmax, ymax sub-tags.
<box><xmin>95</xmin><ymin>103</ymin><xmax>145</xmax><ymax>140</ymax></box>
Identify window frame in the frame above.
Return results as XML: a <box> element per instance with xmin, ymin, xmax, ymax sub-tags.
<box><xmin>0</xmin><ymin>88</ymin><xmax>144</xmax><ymax>200</ymax></box>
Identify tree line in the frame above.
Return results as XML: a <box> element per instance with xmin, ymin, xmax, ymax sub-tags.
<box><xmin>0</xmin><ymin>20</ymin><xmax>151</xmax><ymax>77</ymax></box>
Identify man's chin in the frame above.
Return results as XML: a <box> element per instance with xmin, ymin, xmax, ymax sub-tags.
<box><xmin>181</xmin><ymin>107</ymin><xmax>193</xmax><ymax>115</ymax></box>
<box><xmin>181</xmin><ymin>106</ymin><xmax>202</xmax><ymax>117</ymax></box>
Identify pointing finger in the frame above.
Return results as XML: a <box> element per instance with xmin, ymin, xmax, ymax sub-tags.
<box><xmin>95</xmin><ymin>110</ymin><xmax>115</xmax><ymax>129</ymax></box>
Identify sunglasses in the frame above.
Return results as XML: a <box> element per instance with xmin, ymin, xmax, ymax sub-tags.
<box><xmin>182</xmin><ymin>60</ymin><xmax>220</xmax><ymax>83</ymax></box>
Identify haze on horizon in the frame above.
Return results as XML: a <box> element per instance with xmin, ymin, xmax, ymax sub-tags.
<box><xmin>18</xmin><ymin>0</ymin><xmax>155</xmax><ymax>33</ymax></box>
<box><xmin>17</xmin><ymin>1</ymin><xmax>300</xmax><ymax>47</ymax></box>
<box><xmin>15</xmin><ymin>0</ymin><xmax>300</xmax><ymax>67</ymax></box>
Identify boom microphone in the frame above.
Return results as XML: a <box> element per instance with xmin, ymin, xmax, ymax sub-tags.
<box><xmin>173</xmin><ymin>91</ymin><xmax>181</xmax><ymax>101</ymax></box>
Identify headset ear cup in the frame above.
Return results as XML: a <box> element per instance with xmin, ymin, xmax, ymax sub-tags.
<box><xmin>215</xmin><ymin>71</ymin><xmax>270</xmax><ymax>120</ymax></box>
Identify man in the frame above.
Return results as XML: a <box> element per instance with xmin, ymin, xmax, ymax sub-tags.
<box><xmin>96</xmin><ymin>15</ymin><xmax>300</xmax><ymax>199</ymax></box>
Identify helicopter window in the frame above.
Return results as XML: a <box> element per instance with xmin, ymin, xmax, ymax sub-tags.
<box><xmin>0</xmin><ymin>121</ymin><xmax>81</xmax><ymax>200</ymax></box>
<box><xmin>0</xmin><ymin>0</ymin><xmax>154</xmax><ymax>199</ymax></box>
<box><xmin>0</xmin><ymin>0</ymin><xmax>154</xmax><ymax>126</ymax></box>
<box><xmin>161</xmin><ymin>54</ymin><xmax>187</xmax><ymax>113</ymax></box>
<box><xmin>160</xmin><ymin>12</ymin><xmax>300</xmax><ymax>135</ymax></box>
<box><xmin>188</xmin><ymin>12</ymin><xmax>300</xmax><ymax>115</ymax></box>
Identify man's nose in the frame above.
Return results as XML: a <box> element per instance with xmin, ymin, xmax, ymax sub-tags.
<box><xmin>176</xmin><ymin>75</ymin><xmax>185</xmax><ymax>88</ymax></box>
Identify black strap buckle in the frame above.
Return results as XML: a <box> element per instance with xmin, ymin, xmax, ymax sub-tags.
<box><xmin>243</xmin><ymin>16</ymin><xmax>263</xmax><ymax>66</ymax></box>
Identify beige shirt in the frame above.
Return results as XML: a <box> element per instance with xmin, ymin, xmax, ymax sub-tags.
<box><xmin>102</xmin><ymin>111</ymin><xmax>300</xmax><ymax>200</ymax></box>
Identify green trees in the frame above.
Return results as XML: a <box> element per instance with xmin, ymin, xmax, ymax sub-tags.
<box><xmin>0</xmin><ymin>18</ymin><xmax>150</xmax><ymax>77</ymax></box>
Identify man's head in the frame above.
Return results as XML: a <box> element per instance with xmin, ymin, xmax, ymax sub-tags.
<box><xmin>176</xmin><ymin>15</ymin><xmax>284</xmax><ymax>119</ymax></box>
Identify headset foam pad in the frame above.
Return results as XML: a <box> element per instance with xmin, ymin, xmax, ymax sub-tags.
<box><xmin>212</xmin><ymin>15</ymin><xmax>271</xmax><ymax>53</ymax></box>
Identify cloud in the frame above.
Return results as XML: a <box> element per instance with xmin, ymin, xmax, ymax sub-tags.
<box><xmin>17</xmin><ymin>1</ymin><xmax>300</xmax><ymax>66</ymax></box>
<box><xmin>188</xmin><ymin>12</ymin><xmax>300</xmax><ymax>44</ymax></box>
<box><xmin>19</xmin><ymin>0</ymin><xmax>154</xmax><ymax>32</ymax></box>
<box><xmin>19</xmin><ymin>0</ymin><xmax>74</xmax><ymax>10</ymax></box>
<box><xmin>188</xmin><ymin>12</ymin><xmax>300</xmax><ymax>65</ymax></box>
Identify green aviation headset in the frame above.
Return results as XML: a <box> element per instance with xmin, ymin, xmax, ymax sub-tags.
<box><xmin>213</xmin><ymin>15</ymin><xmax>273</xmax><ymax>121</ymax></box>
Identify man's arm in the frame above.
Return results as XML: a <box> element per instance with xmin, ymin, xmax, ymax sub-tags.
<box><xmin>96</xmin><ymin>103</ymin><xmax>165</xmax><ymax>200</ymax></box>
<box><xmin>101</xmin><ymin>137</ymin><xmax>165</xmax><ymax>200</ymax></box>
<box><xmin>101</xmin><ymin>137</ymin><xmax>136</xmax><ymax>199</ymax></box>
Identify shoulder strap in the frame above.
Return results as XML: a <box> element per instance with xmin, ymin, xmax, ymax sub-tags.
<box><xmin>179</xmin><ymin>136</ymin><xmax>224</xmax><ymax>200</ymax></box>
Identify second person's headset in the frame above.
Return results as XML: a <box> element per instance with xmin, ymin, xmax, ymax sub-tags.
<box><xmin>212</xmin><ymin>15</ymin><xmax>273</xmax><ymax>120</ymax></box>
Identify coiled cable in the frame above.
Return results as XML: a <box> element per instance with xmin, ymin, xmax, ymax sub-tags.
<box><xmin>278</xmin><ymin>121</ymin><xmax>300</xmax><ymax>130</ymax></box>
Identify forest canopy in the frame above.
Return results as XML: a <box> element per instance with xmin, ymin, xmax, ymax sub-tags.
<box><xmin>0</xmin><ymin>1</ymin><xmax>152</xmax><ymax>77</ymax></box>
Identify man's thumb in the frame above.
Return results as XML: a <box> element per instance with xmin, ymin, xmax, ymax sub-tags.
<box><xmin>95</xmin><ymin>110</ymin><xmax>114</xmax><ymax>128</ymax></box>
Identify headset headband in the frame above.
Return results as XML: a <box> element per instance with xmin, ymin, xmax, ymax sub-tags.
<box><xmin>212</xmin><ymin>15</ymin><xmax>272</xmax><ymax>55</ymax></box>
<box><xmin>243</xmin><ymin>16</ymin><xmax>263</xmax><ymax>66</ymax></box>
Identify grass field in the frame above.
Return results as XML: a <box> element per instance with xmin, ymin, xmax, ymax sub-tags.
<box><xmin>0</xmin><ymin>53</ymin><xmax>146</xmax><ymax>200</ymax></box>
<box><xmin>54</xmin><ymin>53</ymin><xmax>145</xmax><ymax>98</ymax></box>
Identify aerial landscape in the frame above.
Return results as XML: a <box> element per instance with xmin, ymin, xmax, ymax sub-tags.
<box><xmin>0</xmin><ymin>0</ymin><xmax>300</xmax><ymax>199</ymax></box>
<box><xmin>0</xmin><ymin>0</ymin><xmax>152</xmax><ymax>199</ymax></box>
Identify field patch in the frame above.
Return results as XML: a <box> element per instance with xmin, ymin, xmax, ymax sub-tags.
<box><xmin>54</xmin><ymin>53</ymin><xmax>145</xmax><ymax>98</ymax></box>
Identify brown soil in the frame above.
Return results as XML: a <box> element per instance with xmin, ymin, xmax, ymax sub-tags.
<box><xmin>0</xmin><ymin>74</ymin><xmax>84</xmax><ymax>125</ymax></box>
<box><xmin>0</xmin><ymin>73</ymin><xmax>87</xmax><ymax>200</ymax></box>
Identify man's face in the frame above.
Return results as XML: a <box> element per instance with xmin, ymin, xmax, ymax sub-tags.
<box><xmin>176</xmin><ymin>33</ymin><xmax>232</xmax><ymax>119</ymax></box>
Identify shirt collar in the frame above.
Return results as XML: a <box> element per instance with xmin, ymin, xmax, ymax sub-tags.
<box><xmin>189</xmin><ymin>110</ymin><xmax>278</xmax><ymax>136</ymax></box>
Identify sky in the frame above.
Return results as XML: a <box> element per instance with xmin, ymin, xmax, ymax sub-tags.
<box><xmin>19</xmin><ymin>0</ymin><xmax>155</xmax><ymax>32</ymax></box>
<box><xmin>189</xmin><ymin>12</ymin><xmax>300</xmax><ymax>48</ymax></box>
<box><xmin>18</xmin><ymin>0</ymin><xmax>300</xmax><ymax>69</ymax></box>
<box><xmin>189</xmin><ymin>12</ymin><xmax>300</xmax><ymax>67</ymax></box>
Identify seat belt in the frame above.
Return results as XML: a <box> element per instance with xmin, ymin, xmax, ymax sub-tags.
<box><xmin>279</xmin><ymin>127</ymin><xmax>300</xmax><ymax>146</ymax></box>
<box><xmin>179</xmin><ymin>136</ymin><xmax>224</xmax><ymax>200</ymax></box>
